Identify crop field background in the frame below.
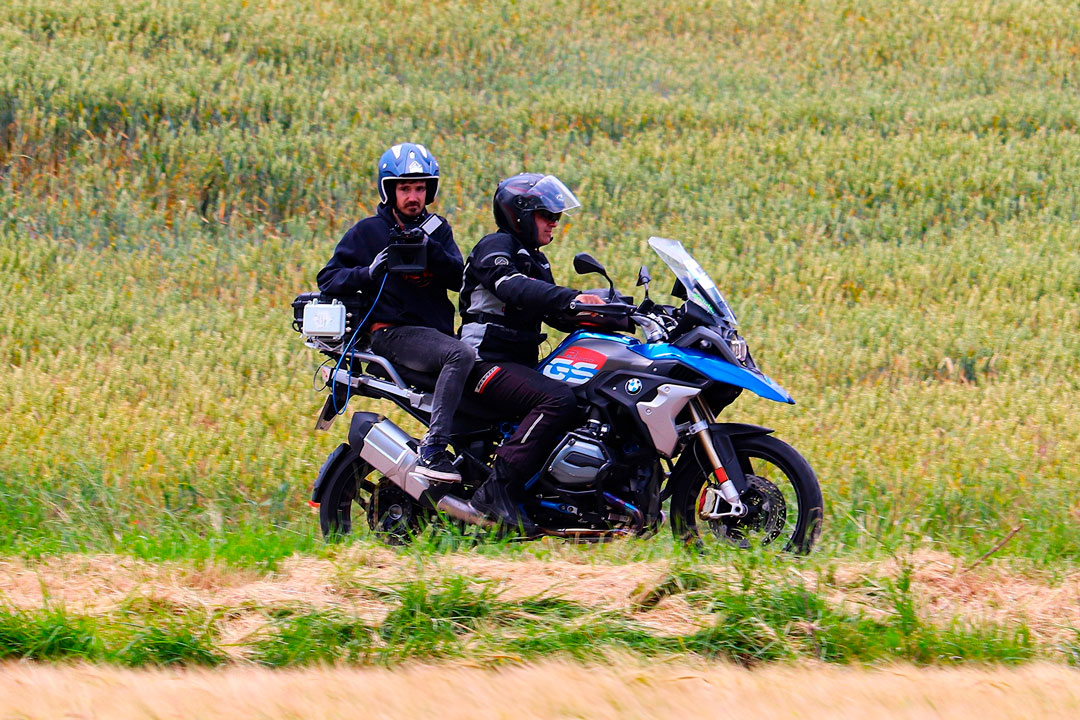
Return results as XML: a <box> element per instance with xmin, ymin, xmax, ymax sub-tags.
<box><xmin>1</xmin><ymin>0</ymin><xmax>1079</xmax><ymax>699</ymax></box>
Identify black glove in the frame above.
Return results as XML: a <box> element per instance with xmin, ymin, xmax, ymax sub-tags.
<box><xmin>368</xmin><ymin>248</ymin><xmax>390</xmax><ymax>280</ymax></box>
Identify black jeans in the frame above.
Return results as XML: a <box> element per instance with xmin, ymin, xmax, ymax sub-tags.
<box><xmin>471</xmin><ymin>361</ymin><xmax>578</xmax><ymax>490</ymax></box>
<box><xmin>370</xmin><ymin>326</ymin><xmax>475</xmax><ymax>448</ymax></box>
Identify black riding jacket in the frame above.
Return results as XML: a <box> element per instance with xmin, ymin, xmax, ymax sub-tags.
<box><xmin>459</xmin><ymin>231</ymin><xmax>580</xmax><ymax>365</ymax></box>
<box><xmin>317</xmin><ymin>204</ymin><xmax>462</xmax><ymax>335</ymax></box>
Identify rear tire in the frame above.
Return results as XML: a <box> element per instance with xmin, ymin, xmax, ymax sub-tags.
<box><xmin>670</xmin><ymin>434</ymin><xmax>823</xmax><ymax>554</ymax></box>
<box><xmin>318</xmin><ymin>454</ymin><xmax>373</xmax><ymax>540</ymax></box>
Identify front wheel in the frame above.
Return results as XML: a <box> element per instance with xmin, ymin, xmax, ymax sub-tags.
<box><xmin>670</xmin><ymin>434</ymin><xmax>823</xmax><ymax>554</ymax></box>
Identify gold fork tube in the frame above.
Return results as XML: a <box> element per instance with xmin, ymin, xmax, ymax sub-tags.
<box><xmin>689</xmin><ymin>400</ymin><xmax>742</xmax><ymax>508</ymax></box>
<box><xmin>689</xmin><ymin>401</ymin><xmax>725</xmax><ymax>481</ymax></box>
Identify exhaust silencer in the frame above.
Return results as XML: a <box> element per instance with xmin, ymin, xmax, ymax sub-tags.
<box><xmin>348</xmin><ymin>412</ymin><xmax>430</xmax><ymax>500</ymax></box>
<box><xmin>348</xmin><ymin>412</ymin><xmax>493</xmax><ymax>529</ymax></box>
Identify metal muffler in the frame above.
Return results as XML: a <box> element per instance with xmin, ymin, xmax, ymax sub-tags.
<box><xmin>348</xmin><ymin>412</ymin><xmax>490</xmax><ymax>527</ymax></box>
<box><xmin>348</xmin><ymin>412</ymin><xmax>430</xmax><ymax>500</ymax></box>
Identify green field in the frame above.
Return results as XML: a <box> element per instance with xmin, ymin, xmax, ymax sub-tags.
<box><xmin>2</xmin><ymin>0</ymin><xmax>1079</xmax><ymax>664</ymax></box>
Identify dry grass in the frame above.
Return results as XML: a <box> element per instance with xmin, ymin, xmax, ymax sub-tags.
<box><xmin>825</xmin><ymin>552</ymin><xmax>1080</xmax><ymax>634</ymax></box>
<box><xmin>2</xmin><ymin>549</ymin><xmax>1077</xmax><ymax>648</ymax></box>
<box><xmin>0</xmin><ymin>661</ymin><xmax>1077</xmax><ymax>720</ymax></box>
<box><xmin>4</xmin><ymin>0</ymin><xmax>1080</xmax><ymax>565</ymax></box>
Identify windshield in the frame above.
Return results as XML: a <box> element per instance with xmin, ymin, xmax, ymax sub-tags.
<box><xmin>648</xmin><ymin>237</ymin><xmax>738</xmax><ymax>326</ymax></box>
<box><xmin>525</xmin><ymin>175</ymin><xmax>582</xmax><ymax>214</ymax></box>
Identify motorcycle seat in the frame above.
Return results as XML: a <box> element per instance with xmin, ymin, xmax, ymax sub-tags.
<box><xmin>364</xmin><ymin>358</ymin><xmax>437</xmax><ymax>392</ymax></box>
<box><xmin>362</xmin><ymin>355</ymin><xmax>506</xmax><ymax>424</ymax></box>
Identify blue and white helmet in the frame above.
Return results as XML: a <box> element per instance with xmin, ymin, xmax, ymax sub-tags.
<box><xmin>377</xmin><ymin>143</ymin><xmax>440</xmax><ymax>206</ymax></box>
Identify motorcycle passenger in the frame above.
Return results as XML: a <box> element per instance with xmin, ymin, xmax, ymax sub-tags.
<box><xmin>317</xmin><ymin>142</ymin><xmax>473</xmax><ymax>482</ymax></box>
<box><xmin>459</xmin><ymin>173</ymin><xmax>604</xmax><ymax>529</ymax></box>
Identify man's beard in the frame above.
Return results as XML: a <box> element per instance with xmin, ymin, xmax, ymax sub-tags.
<box><xmin>395</xmin><ymin>204</ymin><xmax>425</xmax><ymax>226</ymax></box>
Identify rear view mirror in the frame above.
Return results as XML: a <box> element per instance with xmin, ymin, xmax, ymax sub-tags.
<box><xmin>573</xmin><ymin>252</ymin><xmax>607</xmax><ymax>276</ymax></box>
<box><xmin>573</xmin><ymin>252</ymin><xmax>616</xmax><ymax>301</ymax></box>
<box><xmin>636</xmin><ymin>265</ymin><xmax>651</xmax><ymax>287</ymax></box>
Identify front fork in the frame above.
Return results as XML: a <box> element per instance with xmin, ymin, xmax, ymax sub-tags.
<box><xmin>688</xmin><ymin>399</ymin><xmax>748</xmax><ymax>518</ymax></box>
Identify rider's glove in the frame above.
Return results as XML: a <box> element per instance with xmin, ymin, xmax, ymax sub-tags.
<box><xmin>569</xmin><ymin>293</ymin><xmax>605</xmax><ymax>310</ymax></box>
<box><xmin>368</xmin><ymin>248</ymin><xmax>390</xmax><ymax>280</ymax></box>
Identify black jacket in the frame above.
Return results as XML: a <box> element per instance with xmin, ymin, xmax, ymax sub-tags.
<box><xmin>317</xmin><ymin>204</ymin><xmax>462</xmax><ymax>335</ymax></box>
<box><xmin>459</xmin><ymin>231</ymin><xmax>580</xmax><ymax>365</ymax></box>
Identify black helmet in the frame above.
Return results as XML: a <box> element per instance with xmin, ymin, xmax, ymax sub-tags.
<box><xmin>492</xmin><ymin>173</ymin><xmax>581</xmax><ymax>246</ymax></box>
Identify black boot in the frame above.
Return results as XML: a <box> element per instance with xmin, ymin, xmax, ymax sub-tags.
<box><xmin>469</xmin><ymin>465</ymin><xmax>538</xmax><ymax>537</ymax></box>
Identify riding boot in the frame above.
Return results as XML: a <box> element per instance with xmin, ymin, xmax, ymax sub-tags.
<box><xmin>469</xmin><ymin>461</ymin><xmax>538</xmax><ymax>537</ymax></box>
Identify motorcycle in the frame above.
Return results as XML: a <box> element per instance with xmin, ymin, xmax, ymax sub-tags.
<box><xmin>292</xmin><ymin>237</ymin><xmax>823</xmax><ymax>552</ymax></box>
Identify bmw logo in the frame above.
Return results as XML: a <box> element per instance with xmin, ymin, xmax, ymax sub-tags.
<box><xmin>625</xmin><ymin>378</ymin><xmax>643</xmax><ymax>395</ymax></box>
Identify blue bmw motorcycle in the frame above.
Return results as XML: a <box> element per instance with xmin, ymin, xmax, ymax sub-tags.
<box><xmin>293</xmin><ymin>237</ymin><xmax>823</xmax><ymax>552</ymax></box>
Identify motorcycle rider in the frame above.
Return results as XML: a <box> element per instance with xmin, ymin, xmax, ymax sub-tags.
<box><xmin>459</xmin><ymin>173</ymin><xmax>603</xmax><ymax>530</ymax></box>
<box><xmin>317</xmin><ymin>142</ymin><xmax>473</xmax><ymax>482</ymax></box>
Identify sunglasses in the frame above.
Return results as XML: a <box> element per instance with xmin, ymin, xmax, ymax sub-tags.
<box><xmin>535</xmin><ymin>209</ymin><xmax>562</xmax><ymax>222</ymax></box>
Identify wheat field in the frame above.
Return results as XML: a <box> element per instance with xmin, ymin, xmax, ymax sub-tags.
<box><xmin>1</xmin><ymin>0</ymin><xmax>1078</xmax><ymax>676</ymax></box>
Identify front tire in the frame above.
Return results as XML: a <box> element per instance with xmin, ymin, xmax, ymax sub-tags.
<box><xmin>670</xmin><ymin>434</ymin><xmax>823</xmax><ymax>553</ymax></box>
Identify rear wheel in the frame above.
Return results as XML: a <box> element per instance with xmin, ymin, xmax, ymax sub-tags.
<box><xmin>318</xmin><ymin>454</ymin><xmax>374</xmax><ymax>540</ymax></box>
<box><xmin>318</xmin><ymin>456</ymin><xmax>424</xmax><ymax>544</ymax></box>
<box><xmin>365</xmin><ymin>479</ymin><xmax>424</xmax><ymax>545</ymax></box>
<box><xmin>671</xmin><ymin>434</ymin><xmax>823</xmax><ymax>553</ymax></box>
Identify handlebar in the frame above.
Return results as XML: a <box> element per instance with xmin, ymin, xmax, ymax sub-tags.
<box><xmin>568</xmin><ymin>296</ymin><xmax>724</xmax><ymax>347</ymax></box>
<box><xmin>567</xmin><ymin>300</ymin><xmax>637</xmax><ymax>315</ymax></box>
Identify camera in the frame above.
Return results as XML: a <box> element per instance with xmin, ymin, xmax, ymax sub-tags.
<box><xmin>388</xmin><ymin>227</ymin><xmax>426</xmax><ymax>244</ymax></box>
<box><xmin>386</xmin><ymin>227</ymin><xmax>428</xmax><ymax>273</ymax></box>
<box><xmin>385</xmin><ymin>215</ymin><xmax>443</xmax><ymax>274</ymax></box>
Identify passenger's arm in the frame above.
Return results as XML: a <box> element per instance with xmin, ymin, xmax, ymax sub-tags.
<box><xmin>425</xmin><ymin>225</ymin><xmax>466</xmax><ymax>291</ymax></box>
<box><xmin>316</xmin><ymin>225</ymin><xmax>383</xmax><ymax>294</ymax></box>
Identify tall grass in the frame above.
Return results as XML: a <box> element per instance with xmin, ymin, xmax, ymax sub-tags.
<box><xmin>1</xmin><ymin>0</ymin><xmax>1078</xmax><ymax>563</ymax></box>
<box><xmin>0</xmin><ymin>568</ymin><xmax>1045</xmax><ymax>666</ymax></box>
<box><xmin>0</xmin><ymin>604</ymin><xmax>223</xmax><ymax>665</ymax></box>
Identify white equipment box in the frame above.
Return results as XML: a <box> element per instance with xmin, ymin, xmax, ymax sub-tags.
<box><xmin>302</xmin><ymin>301</ymin><xmax>347</xmax><ymax>338</ymax></box>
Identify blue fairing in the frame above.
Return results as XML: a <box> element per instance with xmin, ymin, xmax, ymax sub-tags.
<box><xmin>542</xmin><ymin>331</ymin><xmax>637</xmax><ymax>358</ymax></box>
<box><xmin>536</xmin><ymin>331</ymin><xmax>637</xmax><ymax>373</ymax></box>
<box><xmin>539</xmin><ymin>331</ymin><xmax>794</xmax><ymax>404</ymax></box>
<box><xmin>630</xmin><ymin>343</ymin><xmax>794</xmax><ymax>404</ymax></box>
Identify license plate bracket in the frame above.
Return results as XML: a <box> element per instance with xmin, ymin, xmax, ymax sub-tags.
<box><xmin>314</xmin><ymin>394</ymin><xmax>338</xmax><ymax>431</ymax></box>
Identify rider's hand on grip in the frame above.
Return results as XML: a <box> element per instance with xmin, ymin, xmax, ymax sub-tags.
<box><xmin>569</xmin><ymin>294</ymin><xmax>605</xmax><ymax>312</ymax></box>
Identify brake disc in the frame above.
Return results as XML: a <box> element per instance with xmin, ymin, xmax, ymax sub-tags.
<box><xmin>709</xmin><ymin>474</ymin><xmax>787</xmax><ymax>546</ymax></box>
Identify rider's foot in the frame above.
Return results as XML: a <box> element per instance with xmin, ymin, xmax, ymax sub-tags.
<box><xmin>415</xmin><ymin>445</ymin><xmax>462</xmax><ymax>482</ymax></box>
<box><xmin>469</xmin><ymin>477</ymin><xmax>538</xmax><ymax>537</ymax></box>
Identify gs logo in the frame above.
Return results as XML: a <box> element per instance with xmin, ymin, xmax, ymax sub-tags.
<box><xmin>541</xmin><ymin>346</ymin><xmax>607</xmax><ymax>386</ymax></box>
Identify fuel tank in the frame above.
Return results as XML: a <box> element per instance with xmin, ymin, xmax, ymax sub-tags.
<box><xmin>537</xmin><ymin>332</ymin><xmax>652</xmax><ymax>387</ymax></box>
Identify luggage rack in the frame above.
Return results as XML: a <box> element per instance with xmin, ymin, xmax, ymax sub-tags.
<box><xmin>308</xmin><ymin>337</ymin><xmax>433</xmax><ymax>416</ymax></box>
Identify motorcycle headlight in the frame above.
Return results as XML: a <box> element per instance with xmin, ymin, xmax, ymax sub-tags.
<box><xmin>729</xmin><ymin>335</ymin><xmax>748</xmax><ymax>363</ymax></box>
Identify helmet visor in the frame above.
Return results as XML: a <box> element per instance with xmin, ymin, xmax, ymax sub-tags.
<box><xmin>524</xmin><ymin>175</ymin><xmax>581</xmax><ymax>214</ymax></box>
